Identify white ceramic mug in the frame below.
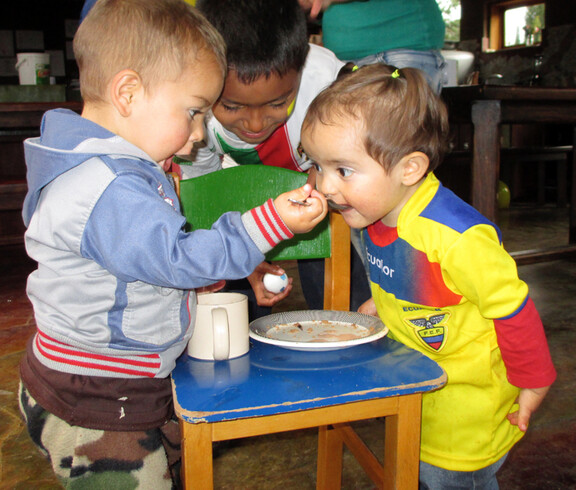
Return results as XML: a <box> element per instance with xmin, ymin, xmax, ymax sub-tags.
<box><xmin>188</xmin><ymin>292</ymin><xmax>249</xmax><ymax>360</ymax></box>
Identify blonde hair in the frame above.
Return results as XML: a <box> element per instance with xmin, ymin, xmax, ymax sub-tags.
<box><xmin>74</xmin><ymin>0</ymin><xmax>226</xmax><ymax>103</ymax></box>
<box><xmin>303</xmin><ymin>64</ymin><xmax>450</xmax><ymax>173</ymax></box>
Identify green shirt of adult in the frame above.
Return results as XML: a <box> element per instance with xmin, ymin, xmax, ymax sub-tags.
<box><xmin>321</xmin><ymin>0</ymin><xmax>446</xmax><ymax>61</ymax></box>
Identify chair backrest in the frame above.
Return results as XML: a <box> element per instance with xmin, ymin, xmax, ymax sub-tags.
<box><xmin>174</xmin><ymin>165</ymin><xmax>351</xmax><ymax>310</ymax></box>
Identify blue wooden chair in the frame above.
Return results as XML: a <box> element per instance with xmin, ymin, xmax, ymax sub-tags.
<box><xmin>170</xmin><ymin>166</ymin><xmax>446</xmax><ymax>489</ymax></box>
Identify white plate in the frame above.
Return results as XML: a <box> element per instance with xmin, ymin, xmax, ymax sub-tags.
<box><xmin>249</xmin><ymin>310</ymin><xmax>388</xmax><ymax>351</ymax></box>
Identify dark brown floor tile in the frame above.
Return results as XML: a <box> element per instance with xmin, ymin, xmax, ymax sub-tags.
<box><xmin>0</xmin><ymin>352</ymin><xmax>59</xmax><ymax>489</ymax></box>
<box><xmin>0</xmin><ymin>322</ymin><xmax>34</xmax><ymax>358</ymax></box>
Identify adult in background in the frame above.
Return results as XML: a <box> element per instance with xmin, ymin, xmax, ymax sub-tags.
<box><xmin>299</xmin><ymin>0</ymin><xmax>446</xmax><ymax>94</ymax></box>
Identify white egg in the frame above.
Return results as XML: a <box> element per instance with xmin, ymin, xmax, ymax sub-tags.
<box><xmin>263</xmin><ymin>272</ymin><xmax>289</xmax><ymax>293</ymax></box>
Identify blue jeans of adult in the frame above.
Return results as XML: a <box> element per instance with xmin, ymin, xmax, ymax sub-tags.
<box><xmin>419</xmin><ymin>454</ymin><xmax>508</xmax><ymax>490</ymax></box>
<box><xmin>354</xmin><ymin>48</ymin><xmax>446</xmax><ymax>94</ymax></box>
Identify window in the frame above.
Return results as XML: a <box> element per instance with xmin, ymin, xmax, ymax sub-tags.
<box><xmin>489</xmin><ymin>1</ymin><xmax>545</xmax><ymax>51</ymax></box>
<box><xmin>438</xmin><ymin>0</ymin><xmax>461</xmax><ymax>43</ymax></box>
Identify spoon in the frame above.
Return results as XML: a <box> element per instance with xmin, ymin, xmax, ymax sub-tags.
<box><xmin>327</xmin><ymin>200</ymin><xmax>348</xmax><ymax>211</ymax></box>
<box><xmin>288</xmin><ymin>198</ymin><xmax>311</xmax><ymax>206</ymax></box>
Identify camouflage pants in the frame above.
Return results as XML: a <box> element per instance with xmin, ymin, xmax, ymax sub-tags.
<box><xmin>19</xmin><ymin>382</ymin><xmax>182</xmax><ymax>489</ymax></box>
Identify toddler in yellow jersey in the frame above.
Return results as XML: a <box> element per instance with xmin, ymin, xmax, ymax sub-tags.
<box><xmin>301</xmin><ymin>63</ymin><xmax>556</xmax><ymax>488</ymax></box>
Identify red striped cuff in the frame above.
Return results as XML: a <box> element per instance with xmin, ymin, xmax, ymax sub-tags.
<box><xmin>247</xmin><ymin>198</ymin><xmax>294</xmax><ymax>251</ymax></box>
<box><xmin>34</xmin><ymin>330</ymin><xmax>161</xmax><ymax>378</ymax></box>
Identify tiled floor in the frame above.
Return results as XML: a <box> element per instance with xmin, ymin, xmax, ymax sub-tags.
<box><xmin>1</xmin><ymin>204</ymin><xmax>575</xmax><ymax>489</ymax></box>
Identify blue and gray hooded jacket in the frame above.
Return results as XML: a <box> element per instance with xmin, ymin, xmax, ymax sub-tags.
<box><xmin>23</xmin><ymin>109</ymin><xmax>290</xmax><ymax>378</ymax></box>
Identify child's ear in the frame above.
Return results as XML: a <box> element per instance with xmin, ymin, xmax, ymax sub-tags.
<box><xmin>110</xmin><ymin>69</ymin><xmax>142</xmax><ymax>117</ymax></box>
<box><xmin>401</xmin><ymin>152</ymin><xmax>429</xmax><ymax>186</ymax></box>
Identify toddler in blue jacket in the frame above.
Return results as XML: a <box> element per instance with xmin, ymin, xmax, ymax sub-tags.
<box><xmin>18</xmin><ymin>0</ymin><xmax>326</xmax><ymax>487</ymax></box>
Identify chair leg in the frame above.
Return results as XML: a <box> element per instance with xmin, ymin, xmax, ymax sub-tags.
<box><xmin>181</xmin><ymin>421</ymin><xmax>214</xmax><ymax>490</ymax></box>
<box><xmin>317</xmin><ymin>425</ymin><xmax>343</xmax><ymax>489</ymax></box>
<box><xmin>383</xmin><ymin>394</ymin><xmax>422</xmax><ymax>490</ymax></box>
<box><xmin>333</xmin><ymin>423</ymin><xmax>384</xmax><ymax>487</ymax></box>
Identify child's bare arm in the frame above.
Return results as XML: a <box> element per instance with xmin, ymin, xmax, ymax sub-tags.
<box><xmin>507</xmin><ymin>385</ymin><xmax>551</xmax><ymax>432</ymax></box>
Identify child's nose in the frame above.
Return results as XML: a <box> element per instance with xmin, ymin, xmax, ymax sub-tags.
<box><xmin>244</xmin><ymin>109</ymin><xmax>266</xmax><ymax>133</ymax></box>
<box><xmin>316</xmin><ymin>174</ymin><xmax>336</xmax><ymax>197</ymax></box>
<box><xmin>189</xmin><ymin>121</ymin><xmax>205</xmax><ymax>144</ymax></box>
<box><xmin>177</xmin><ymin>125</ymin><xmax>204</xmax><ymax>156</ymax></box>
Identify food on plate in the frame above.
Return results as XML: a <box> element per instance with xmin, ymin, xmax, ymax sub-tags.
<box><xmin>265</xmin><ymin>320</ymin><xmax>373</xmax><ymax>343</ymax></box>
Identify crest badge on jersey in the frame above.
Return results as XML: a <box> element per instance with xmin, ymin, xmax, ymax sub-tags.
<box><xmin>405</xmin><ymin>311</ymin><xmax>450</xmax><ymax>352</ymax></box>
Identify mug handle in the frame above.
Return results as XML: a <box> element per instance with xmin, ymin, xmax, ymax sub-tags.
<box><xmin>212</xmin><ymin>307</ymin><xmax>230</xmax><ymax>361</ymax></box>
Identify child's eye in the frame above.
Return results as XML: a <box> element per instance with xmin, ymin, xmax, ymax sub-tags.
<box><xmin>338</xmin><ymin>167</ymin><xmax>353</xmax><ymax>178</ymax></box>
<box><xmin>189</xmin><ymin>109</ymin><xmax>202</xmax><ymax>119</ymax></box>
<box><xmin>270</xmin><ymin>100</ymin><xmax>287</xmax><ymax>109</ymax></box>
<box><xmin>221</xmin><ymin>103</ymin><xmax>241</xmax><ymax>112</ymax></box>
<box><xmin>311</xmin><ymin>162</ymin><xmax>322</xmax><ymax>173</ymax></box>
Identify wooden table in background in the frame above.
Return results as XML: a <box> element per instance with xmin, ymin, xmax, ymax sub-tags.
<box><xmin>442</xmin><ymin>85</ymin><xmax>576</xmax><ymax>264</ymax></box>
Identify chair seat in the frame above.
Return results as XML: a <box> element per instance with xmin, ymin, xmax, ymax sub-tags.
<box><xmin>173</xmin><ymin>337</ymin><xmax>445</xmax><ymax>424</ymax></box>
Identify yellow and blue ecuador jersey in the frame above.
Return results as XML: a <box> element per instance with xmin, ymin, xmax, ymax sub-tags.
<box><xmin>366</xmin><ymin>173</ymin><xmax>529</xmax><ymax>471</ymax></box>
